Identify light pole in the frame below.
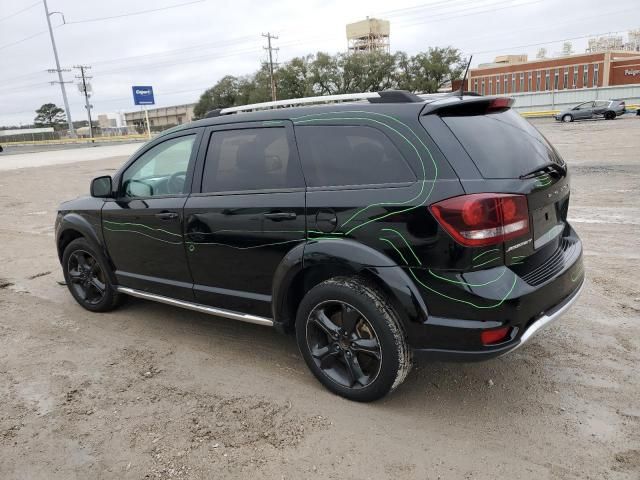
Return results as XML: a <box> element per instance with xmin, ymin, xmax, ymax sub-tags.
<box><xmin>43</xmin><ymin>0</ymin><xmax>75</xmax><ymax>138</ymax></box>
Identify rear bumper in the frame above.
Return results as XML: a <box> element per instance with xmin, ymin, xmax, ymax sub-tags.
<box><xmin>412</xmin><ymin>278</ymin><xmax>584</xmax><ymax>361</ymax></box>
<box><xmin>404</xmin><ymin>227</ymin><xmax>584</xmax><ymax>359</ymax></box>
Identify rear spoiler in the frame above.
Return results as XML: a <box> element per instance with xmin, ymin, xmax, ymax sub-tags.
<box><xmin>421</xmin><ymin>96</ymin><xmax>515</xmax><ymax>115</ymax></box>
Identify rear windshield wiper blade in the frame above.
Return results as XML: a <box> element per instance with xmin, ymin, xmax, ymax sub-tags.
<box><xmin>519</xmin><ymin>162</ymin><xmax>566</xmax><ymax>179</ymax></box>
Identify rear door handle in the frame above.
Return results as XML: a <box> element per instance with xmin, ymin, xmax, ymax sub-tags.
<box><xmin>155</xmin><ymin>211</ymin><xmax>179</xmax><ymax>220</ymax></box>
<box><xmin>263</xmin><ymin>212</ymin><xmax>296</xmax><ymax>220</ymax></box>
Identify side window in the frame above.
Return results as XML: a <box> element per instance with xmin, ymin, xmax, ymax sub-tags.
<box><xmin>577</xmin><ymin>102</ymin><xmax>593</xmax><ymax>110</ymax></box>
<box><xmin>594</xmin><ymin>101</ymin><xmax>609</xmax><ymax>108</ymax></box>
<box><xmin>295</xmin><ymin>125</ymin><xmax>416</xmax><ymax>188</ymax></box>
<box><xmin>122</xmin><ymin>135</ymin><xmax>196</xmax><ymax>197</ymax></box>
<box><xmin>202</xmin><ymin>127</ymin><xmax>303</xmax><ymax>192</ymax></box>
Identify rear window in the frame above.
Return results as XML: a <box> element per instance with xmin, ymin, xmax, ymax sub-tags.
<box><xmin>295</xmin><ymin>125</ymin><xmax>416</xmax><ymax>187</ymax></box>
<box><xmin>441</xmin><ymin>109</ymin><xmax>562</xmax><ymax>179</ymax></box>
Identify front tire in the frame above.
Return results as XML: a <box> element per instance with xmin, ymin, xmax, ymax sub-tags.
<box><xmin>562</xmin><ymin>114</ymin><xmax>573</xmax><ymax>123</ymax></box>
<box><xmin>62</xmin><ymin>238</ymin><xmax>122</xmax><ymax>312</ymax></box>
<box><xmin>295</xmin><ymin>277</ymin><xmax>412</xmax><ymax>402</ymax></box>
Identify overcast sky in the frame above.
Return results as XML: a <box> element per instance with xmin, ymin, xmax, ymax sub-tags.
<box><xmin>1</xmin><ymin>0</ymin><xmax>639</xmax><ymax>126</ymax></box>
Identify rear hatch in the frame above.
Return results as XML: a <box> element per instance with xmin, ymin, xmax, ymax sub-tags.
<box><xmin>425</xmin><ymin>97</ymin><xmax>575</xmax><ymax>277</ymax></box>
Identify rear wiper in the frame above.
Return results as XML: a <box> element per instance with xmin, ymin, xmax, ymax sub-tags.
<box><xmin>519</xmin><ymin>162</ymin><xmax>566</xmax><ymax>179</ymax></box>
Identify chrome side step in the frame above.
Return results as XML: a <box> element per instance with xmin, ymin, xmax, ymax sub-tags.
<box><xmin>116</xmin><ymin>287</ymin><xmax>274</xmax><ymax>327</ymax></box>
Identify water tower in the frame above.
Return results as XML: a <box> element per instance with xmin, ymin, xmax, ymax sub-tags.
<box><xmin>346</xmin><ymin>17</ymin><xmax>390</xmax><ymax>54</ymax></box>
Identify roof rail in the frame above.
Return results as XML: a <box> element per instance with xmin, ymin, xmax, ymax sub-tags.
<box><xmin>220</xmin><ymin>93</ymin><xmax>379</xmax><ymax>114</ymax></box>
<box><xmin>218</xmin><ymin>90</ymin><xmax>423</xmax><ymax>115</ymax></box>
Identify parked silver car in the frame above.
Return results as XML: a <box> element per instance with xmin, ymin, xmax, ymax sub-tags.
<box><xmin>555</xmin><ymin>99</ymin><xmax>626</xmax><ymax>122</ymax></box>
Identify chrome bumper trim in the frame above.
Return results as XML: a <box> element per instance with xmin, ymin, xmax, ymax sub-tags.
<box><xmin>510</xmin><ymin>280</ymin><xmax>585</xmax><ymax>353</ymax></box>
<box><xmin>116</xmin><ymin>287</ymin><xmax>274</xmax><ymax>327</ymax></box>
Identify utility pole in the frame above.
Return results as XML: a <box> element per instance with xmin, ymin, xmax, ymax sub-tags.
<box><xmin>74</xmin><ymin>65</ymin><xmax>93</xmax><ymax>139</ymax></box>
<box><xmin>262</xmin><ymin>33</ymin><xmax>279</xmax><ymax>101</ymax></box>
<box><xmin>43</xmin><ymin>0</ymin><xmax>75</xmax><ymax>138</ymax></box>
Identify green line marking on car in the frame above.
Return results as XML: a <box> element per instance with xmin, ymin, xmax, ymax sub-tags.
<box><xmin>294</xmin><ymin>116</ymin><xmax>431</xmax><ymax>231</ymax></box>
<box><xmin>511</xmin><ymin>254</ymin><xmax>527</xmax><ymax>265</ymax></box>
<box><xmin>472</xmin><ymin>256</ymin><xmax>501</xmax><ymax>268</ymax></box>
<box><xmin>189</xmin><ymin>239</ymin><xmax>304</xmax><ymax>250</ymax></box>
<box><xmin>571</xmin><ymin>264</ymin><xmax>584</xmax><ymax>282</ymax></box>
<box><xmin>103</xmin><ymin>220</ymin><xmax>182</xmax><ymax>237</ymax></box>
<box><xmin>291</xmin><ymin>110</ymin><xmax>438</xmax><ymax>235</ymax></box>
<box><xmin>103</xmin><ymin>226</ymin><xmax>183</xmax><ymax>245</ymax></box>
<box><xmin>380</xmin><ymin>228</ymin><xmax>422</xmax><ymax>265</ymax></box>
<box><xmin>472</xmin><ymin>248</ymin><xmax>500</xmax><ymax>262</ymax></box>
<box><xmin>379</xmin><ymin>237</ymin><xmax>409</xmax><ymax>265</ymax></box>
<box><xmin>427</xmin><ymin>267</ymin><xmax>508</xmax><ymax>287</ymax></box>
<box><xmin>409</xmin><ymin>268</ymin><xmax>518</xmax><ymax>309</ymax></box>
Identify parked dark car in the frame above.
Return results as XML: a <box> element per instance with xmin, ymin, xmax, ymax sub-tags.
<box><xmin>56</xmin><ymin>91</ymin><xmax>584</xmax><ymax>401</ymax></box>
<box><xmin>555</xmin><ymin>99</ymin><xmax>626</xmax><ymax>122</ymax></box>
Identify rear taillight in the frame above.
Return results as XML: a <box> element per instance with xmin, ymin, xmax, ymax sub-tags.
<box><xmin>429</xmin><ymin>193</ymin><xmax>529</xmax><ymax>247</ymax></box>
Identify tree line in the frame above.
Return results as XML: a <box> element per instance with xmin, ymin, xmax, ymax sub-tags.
<box><xmin>193</xmin><ymin>46</ymin><xmax>465</xmax><ymax>118</ymax></box>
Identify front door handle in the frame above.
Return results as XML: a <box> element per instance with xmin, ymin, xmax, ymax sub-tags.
<box><xmin>155</xmin><ymin>211</ymin><xmax>179</xmax><ymax>220</ymax></box>
<box><xmin>263</xmin><ymin>212</ymin><xmax>296</xmax><ymax>220</ymax></box>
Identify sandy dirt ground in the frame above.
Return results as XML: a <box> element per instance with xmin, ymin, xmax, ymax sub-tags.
<box><xmin>0</xmin><ymin>117</ymin><xmax>639</xmax><ymax>479</ymax></box>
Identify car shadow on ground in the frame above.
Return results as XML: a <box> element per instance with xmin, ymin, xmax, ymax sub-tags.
<box><xmin>113</xmin><ymin>296</ymin><xmax>555</xmax><ymax>416</ymax></box>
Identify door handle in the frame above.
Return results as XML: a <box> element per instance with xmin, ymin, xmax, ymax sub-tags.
<box><xmin>155</xmin><ymin>211</ymin><xmax>179</xmax><ymax>220</ymax></box>
<box><xmin>263</xmin><ymin>212</ymin><xmax>296</xmax><ymax>220</ymax></box>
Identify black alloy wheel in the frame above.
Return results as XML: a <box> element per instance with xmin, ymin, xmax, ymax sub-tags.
<box><xmin>306</xmin><ymin>300</ymin><xmax>382</xmax><ymax>389</ymax></box>
<box><xmin>62</xmin><ymin>237</ymin><xmax>122</xmax><ymax>312</ymax></box>
<box><xmin>67</xmin><ymin>250</ymin><xmax>107</xmax><ymax>306</ymax></box>
<box><xmin>296</xmin><ymin>277</ymin><xmax>412</xmax><ymax>402</ymax></box>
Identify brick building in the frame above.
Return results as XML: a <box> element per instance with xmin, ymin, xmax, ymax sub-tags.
<box><xmin>468</xmin><ymin>51</ymin><xmax>640</xmax><ymax>95</ymax></box>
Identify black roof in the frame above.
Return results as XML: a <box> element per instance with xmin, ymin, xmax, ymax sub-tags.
<box><xmin>156</xmin><ymin>93</ymin><xmax>491</xmax><ymax>140</ymax></box>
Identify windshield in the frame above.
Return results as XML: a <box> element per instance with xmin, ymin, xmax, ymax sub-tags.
<box><xmin>441</xmin><ymin>109</ymin><xmax>564</xmax><ymax>179</ymax></box>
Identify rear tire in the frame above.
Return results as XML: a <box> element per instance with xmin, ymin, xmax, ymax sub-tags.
<box><xmin>62</xmin><ymin>238</ymin><xmax>122</xmax><ymax>312</ymax></box>
<box><xmin>562</xmin><ymin>114</ymin><xmax>573</xmax><ymax>123</ymax></box>
<box><xmin>295</xmin><ymin>277</ymin><xmax>412</xmax><ymax>402</ymax></box>
<box><xmin>604</xmin><ymin>111</ymin><xmax>616</xmax><ymax>120</ymax></box>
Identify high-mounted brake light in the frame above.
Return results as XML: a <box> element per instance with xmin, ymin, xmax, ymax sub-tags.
<box><xmin>429</xmin><ymin>193</ymin><xmax>529</xmax><ymax>247</ymax></box>
<box><xmin>487</xmin><ymin>97</ymin><xmax>513</xmax><ymax>111</ymax></box>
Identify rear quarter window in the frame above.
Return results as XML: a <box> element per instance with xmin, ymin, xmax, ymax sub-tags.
<box><xmin>295</xmin><ymin>125</ymin><xmax>416</xmax><ymax>187</ymax></box>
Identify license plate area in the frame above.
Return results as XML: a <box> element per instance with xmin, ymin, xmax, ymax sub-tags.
<box><xmin>532</xmin><ymin>203</ymin><xmax>563</xmax><ymax>249</ymax></box>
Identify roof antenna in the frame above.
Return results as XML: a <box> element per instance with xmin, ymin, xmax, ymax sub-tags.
<box><xmin>458</xmin><ymin>55</ymin><xmax>473</xmax><ymax>99</ymax></box>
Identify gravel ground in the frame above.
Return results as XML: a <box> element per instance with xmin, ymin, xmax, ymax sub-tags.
<box><xmin>0</xmin><ymin>116</ymin><xmax>639</xmax><ymax>479</ymax></box>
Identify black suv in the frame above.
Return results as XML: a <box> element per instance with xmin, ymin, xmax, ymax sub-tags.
<box><xmin>56</xmin><ymin>91</ymin><xmax>584</xmax><ymax>402</ymax></box>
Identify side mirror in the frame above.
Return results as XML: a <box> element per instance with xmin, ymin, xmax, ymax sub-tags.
<box><xmin>90</xmin><ymin>175</ymin><xmax>112</xmax><ymax>198</ymax></box>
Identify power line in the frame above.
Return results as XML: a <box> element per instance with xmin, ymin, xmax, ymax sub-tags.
<box><xmin>262</xmin><ymin>33</ymin><xmax>279</xmax><ymax>101</ymax></box>
<box><xmin>64</xmin><ymin>0</ymin><xmax>208</xmax><ymax>25</ymax></box>
<box><xmin>452</xmin><ymin>5</ymin><xmax>640</xmax><ymax>51</ymax></box>
<box><xmin>90</xmin><ymin>35</ymin><xmax>258</xmax><ymax>66</ymax></box>
<box><xmin>382</xmin><ymin>0</ymin><xmax>518</xmax><ymax>20</ymax></box>
<box><xmin>0</xmin><ymin>81</ymin><xmax>53</xmax><ymax>94</ymax></box>
<box><xmin>93</xmin><ymin>44</ymin><xmax>263</xmax><ymax>76</ymax></box>
<box><xmin>0</xmin><ymin>30</ymin><xmax>47</xmax><ymax>51</ymax></box>
<box><xmin>467</xmin><ymin>27</ymin><xmax>638</xmax><ymax>56</ymax></box>
<box><xmin>0</xmin><ymin>70</ymin><xmax>51</xmax><ymax>85</ymax></box>
<box><xmin>0</xmin><ymin>1</ymin><xmax>40</xmax><ymax>23</ymax></box>
<box><xmin>392</xmin><ymin>0</ymin><xmax>547</xmax><ymax>29</ymax></box>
